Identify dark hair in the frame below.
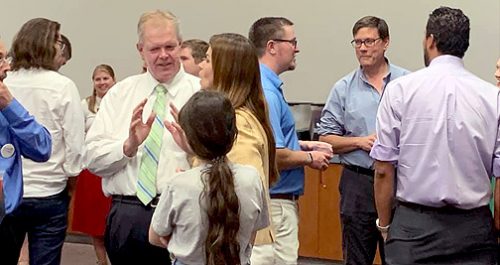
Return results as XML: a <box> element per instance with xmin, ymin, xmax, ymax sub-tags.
<box><xmin>352</xmin><ymin>16</ymin><xmax>389</xmax><ymax>40</ymax></box>
<box><xmin>426</xmin><ymin>6</ymin><xmax>469</xmax><ymax>58</ymax></box>
<box><xmin>11</xmin><ymin>18</ymin><xmax>60</xmax><ymax>71</ymax></box>
<box><xmin>61</xmin><ymin>34</ymin><xmax>72</xmax><ymax>60</ymax></box>
<box><xmin>249</xmin><ymin>17</ymin><xmax>293</xmax><ymax>57</ymax></box>
<box><xmin>209</xmin><ymin>33</ymin><xmax>279</xmax><ymax>185</ymax></box>
<box><xmin>86</xmin><ymin>64</ymin><xmax>116</xmax><ymax>113</ymax></box>
<box><xmin>178</xmin><ymin>90</ymin><xmax>241</xmax><ymax>265</ymax></box>
<box><xmin>181</xmin><ymin>39</ymin><xmax>209</xmax><ymax>64</ymax></box>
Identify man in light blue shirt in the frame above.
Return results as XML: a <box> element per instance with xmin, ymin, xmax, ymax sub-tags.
<box><xmin>317</xmin><ymin>16</ymin><xmax>408</xmax><ymax>265</ymax></box>
<box><xmin>370</xmin><ymin>7</ymin><xmax>498</xmax><ymax>264</ymax></box>
<box><xmin>0</xmin><ymin>38</ymin><xmax>51</xmax><ymax>263</ymax></box>
<box><xmin>249</xmin><ymin>17</ymin><xmax>333</xmax><ymax>265</ymax></box>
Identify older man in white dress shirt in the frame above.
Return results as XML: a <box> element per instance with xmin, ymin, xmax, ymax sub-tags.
<box><xmin>85</xmin><ymin>10</ymin><xmax>200</xmax><ymax>265</ymax></box>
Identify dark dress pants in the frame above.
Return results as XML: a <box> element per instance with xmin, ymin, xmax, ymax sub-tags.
<box><xmin>339</xmin><ymin>166</ymin><xmax>386</xmax><ymax>265</ymax></box>
<box><xmin>105</xmin><ymin>196</ymin><xmax>171</xmax><ymax>265</ymax></box>
<box><xmin>386</xmin><ymin>202</ymin><xmax>497</xmax><ymax>265</ymax></box>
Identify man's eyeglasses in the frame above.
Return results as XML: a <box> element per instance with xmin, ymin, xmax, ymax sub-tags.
<box><xmin>351</xmin><ymin>38</ymin><xmax>381</xmax><ymax>48</ymax></box>
<box><xmin>272</xmin><ymin>38</ymin><xmax>298</xmax><ymax>47</ymax></box>
<box><xmin>57</xmin><ymin>39</ymin><xmax>66</xmax><ymax>52</ymax></box>
<box><xmin>0</xmin><ymin>56</ymin><xmax>12</xmax><ymax>68</ymax></box>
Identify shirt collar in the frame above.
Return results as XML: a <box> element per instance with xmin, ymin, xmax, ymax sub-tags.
<box><xmin>357</xmin><ymin>57</ymin><xmax>396</xmax><ymax>86</ymax></box>
<box><xmin>259</xmin><ymin>63</ymin><xmax>284</xmax><ymax>93</ymax></box>
<box><xmin>144</xmin><ymin>66</ymin><xmax>186</xmax><ymax>97</ymax></box>
<box><xmin>428</xmin><ymin>54</ymin><xmax>464</xmax><ymax>68</ymax></box>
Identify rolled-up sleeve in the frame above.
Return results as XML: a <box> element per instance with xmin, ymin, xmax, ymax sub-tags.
<box><xmin>369</xmin><ymin>82</ymin><xmax>401</xmax><ymax>162</ymax></box>
<box><xmin>316</xmin><ymin>81</ymin><xmax>346</xmax><ymax>136</ymax></box>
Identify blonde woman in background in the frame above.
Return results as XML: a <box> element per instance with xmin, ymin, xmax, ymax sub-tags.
<box><xmin>72</xmin><ymin>64</ymin><xmax>116</xmax><ymax>265</ymax></box>
<box><xmin>80</xmin><ymin>64</ymin><xmax>116</xmax><ymax>131</ymax></box>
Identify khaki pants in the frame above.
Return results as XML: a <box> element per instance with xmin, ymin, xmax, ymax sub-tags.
<box><xmin>251</xmin><ymin>199</ymin><xmax>299</xmax><ymax>265</ymax></box>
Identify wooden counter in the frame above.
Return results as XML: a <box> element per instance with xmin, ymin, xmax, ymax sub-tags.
<box><xmin>298</xmin><ymin>164</ymin><xmax>382</xmax><ymax>264</ymax></box>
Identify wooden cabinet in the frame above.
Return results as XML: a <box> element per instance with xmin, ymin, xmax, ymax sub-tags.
<box><xmin>298</xmin><ymin>164</ymin><xmax>381</xmax><ymax>264</ymax></box>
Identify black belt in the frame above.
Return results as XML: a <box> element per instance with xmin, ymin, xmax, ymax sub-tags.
<box><xmin>344</xmin><ymin>164</ymin><xmax>374</xmax><ymax>176</ymax></box>
<box><xmin>270</xmin><ymin>194</ymin><xmax>299</xmax><ymax>201</ymax></box>
<box><xmin>112</xmin><ymin>195</ymin><xmax>160</xmax><ymax>208</ymax></box>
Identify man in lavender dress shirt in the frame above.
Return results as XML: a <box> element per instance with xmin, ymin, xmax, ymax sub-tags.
<box><xmin>370</xmin><ymin>6</ymin><xmax>499</xmax><ymax>264</ymax></box>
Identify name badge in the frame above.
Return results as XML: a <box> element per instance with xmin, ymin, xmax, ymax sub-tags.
<box><xmin>1</xmin><ymin>144</ymin><xmax>15</xmax><ymax>158</ymax></box>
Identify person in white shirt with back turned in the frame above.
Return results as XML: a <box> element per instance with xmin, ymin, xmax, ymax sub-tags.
<box><xmin>85</xmin><ymin>10</ymin><xmax>200</xmax><ymax>265</ymax></box>
<box><xmin>3</xmin><ymin>18</ymin><xmax>85</xmax><ymax>265</ymax></box>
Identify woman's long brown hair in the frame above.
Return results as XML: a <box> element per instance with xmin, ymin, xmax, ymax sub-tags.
<box><xmin>209</xmin><ymin>33</ymin><xmax>279</xmax><ymax>186</ymax></box>
<box><xmin>178</xmin><ymin>91</ymin><xmax>241</xmax><ymax>265</ymax></box>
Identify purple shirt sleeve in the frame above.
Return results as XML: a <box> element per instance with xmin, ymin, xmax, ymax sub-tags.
<box><xmin>369</xmin><ymin>82</ymin><xmax>401</xmax><ymax>163</ymax></box>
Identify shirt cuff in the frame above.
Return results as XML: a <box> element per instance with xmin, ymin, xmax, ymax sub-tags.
<box><xmin>315</xmin><ymin>123</ymin><xmax>343</xmax><ymax>136</ymax></box>
<box><xmin>119</xmin><ymin>141</ymin><xmax>135</xmax><ymax>161</ymax></box>
<box><xmin>1</xmin><ymin>98</ymin><xmax>29</xmax><ymax>124</ymax></box>
<box><xmin>369</xmin><ymin>142</ymin><xmax>399</xmax><ymax>162</ymax></box>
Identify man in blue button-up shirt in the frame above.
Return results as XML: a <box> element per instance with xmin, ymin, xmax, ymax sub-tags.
<box><xmin>249</xmin><ymin>17</ymin><xmax>333</xmax><ymax>265</ymax></box>
<box><xmin>317</xmin><ymin>16</ymin><xmax>409</xmax><ymax>265</ymax></box>
<box><xmin>0</xmin><ymin>38</ymin><xmax>51</xmax><ymax>261</ymax></box>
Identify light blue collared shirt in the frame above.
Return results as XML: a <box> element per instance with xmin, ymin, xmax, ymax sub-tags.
<box><xmin>260</xmin><ymin>64</ymin><xmax>304</xmax><ymax>196</ymax></box>
<box><xmin>370</xmin><ymin>55</ymin><xmax>500</xmax><ymax>209</ymax></box>
<box><xmin>0</xmin><ymin>99</ymin><xmax>51</xmax><ymax>216</ymax></box>
<box><xmin>317</xmin><ymin>61</ymin><xmax>409</xmax><ymax>169</ymax></box>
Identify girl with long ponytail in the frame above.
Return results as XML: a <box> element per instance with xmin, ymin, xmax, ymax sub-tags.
<box><xmin>149</xmin><ymin>90</ymin><xmax>269</xmax><ymax>265</ymax></box>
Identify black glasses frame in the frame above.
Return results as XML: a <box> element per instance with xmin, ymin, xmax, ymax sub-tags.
<box><xmin>272</xmin><ymin>38</ymin><xmax>298</xmax><ymax>47</ymax></box>
<box><xmin>350</xmin><ymin>38</ymin><xmax>382</xmax><ymax>48</ymax></box>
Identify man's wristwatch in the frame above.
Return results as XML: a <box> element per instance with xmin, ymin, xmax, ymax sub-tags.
<box><xmin>376</xmin><ymin>218</ymin><xmax>390</xmax><ymax>232</ymax></box>
<box><xmin>306</xmin><ymin>152</ymin><xmax>313</xmax><ymax>165</ymax></box>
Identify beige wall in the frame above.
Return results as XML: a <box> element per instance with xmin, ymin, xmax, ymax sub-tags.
<box><xmin>2</xmin><ymin>0</ymin><xmax>499</xmax><ymax>103</ymax></box>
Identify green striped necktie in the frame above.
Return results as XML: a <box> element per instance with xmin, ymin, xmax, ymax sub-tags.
<box><xmin>137</xmin><ymin>84</ymin><xmax>167</xmax><ymax>205</ymax></box>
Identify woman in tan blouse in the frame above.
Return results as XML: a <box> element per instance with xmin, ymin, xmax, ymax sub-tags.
<box><xmin>200</xmin><ymin>33</ymin><xmax>278</xmax><ymax>245</ymax></box>
<box><xmin>166</xmin><ymin>33</ymin><xmax>278</xmax><ymax>259</ymax></box>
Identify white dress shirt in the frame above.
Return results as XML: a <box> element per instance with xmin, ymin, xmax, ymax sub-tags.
<box><xmin>85</xmin><ymin>69</ymin><xmax>200</xmax><ymax>196</ymax></box>
<box><xmin>81</xmin><ymin>97</ymin><xmax>101</xmax><ymax>133</ymax></box>
<box><xmin>5</xmin><ymin>68</ymin><xmax>85</xmax><ymax>198</ymax></box>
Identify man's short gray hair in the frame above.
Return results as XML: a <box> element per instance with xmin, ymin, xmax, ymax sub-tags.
<box><xmin>137</xmin><ymin>10</ymin><xmax>181</xmax><ymax>44</ymax></box>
